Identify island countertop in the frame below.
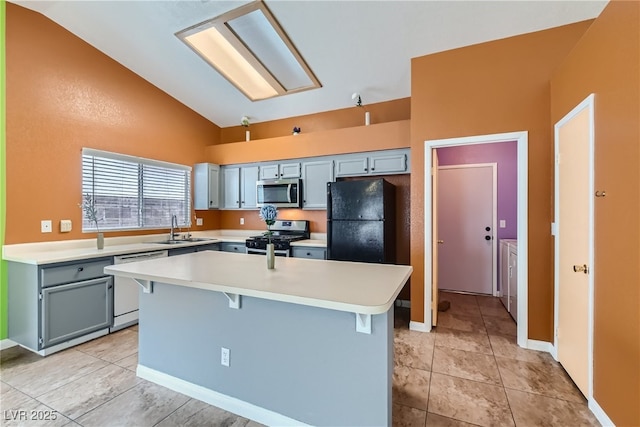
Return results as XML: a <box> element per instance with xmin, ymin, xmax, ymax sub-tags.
<box><xmin>104</xmin><ymin>251</ymin><xmax>412</xmax><ymax>315</ymax></box>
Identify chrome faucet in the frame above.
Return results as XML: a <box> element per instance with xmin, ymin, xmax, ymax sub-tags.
<box><xmin>170</xmin><ymin>214</ymin><xmax>179</xmax><ymax>240</ymax></box>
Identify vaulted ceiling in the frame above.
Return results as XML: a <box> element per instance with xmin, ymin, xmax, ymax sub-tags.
<box><xmin>12</xmin><ymin>1</ymin><xmax>607</xmax><ymax>127</ymax></box>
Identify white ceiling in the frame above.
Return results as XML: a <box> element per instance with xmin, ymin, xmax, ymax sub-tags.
<box><xmin>12</xmin><ymin>0</ymin><xmax>607</xmax><ymax>128</ymax></box>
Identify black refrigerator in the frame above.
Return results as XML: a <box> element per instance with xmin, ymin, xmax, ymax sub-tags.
<box><xmin>327</xmin><ymin>178</ymin><xmax>396</xmax><ymax>263</ymax></box>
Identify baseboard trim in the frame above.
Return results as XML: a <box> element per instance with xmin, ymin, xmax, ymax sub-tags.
<box><xmin>0</xmin><ymin>339</ymin><xmax>17</xmax><ymax>350</ymax></box>
<box><xmin>589</xmin><ymin>397</ymin><xmax>615</xmax><ymax>426</ymax></box>
<box><xmin>409</xmin><ymin>321</ymin><xmax>431</xmax><ymax>332</ymax></box>
<box><xmin>526</xmin><ymin>339</ymin><xmax>554</xmax><ymax>353</ymax></box>
<box><xmin>136</xmin><ymin>365</ymin><xmax>309</xmax><ymax>426</ymax></box>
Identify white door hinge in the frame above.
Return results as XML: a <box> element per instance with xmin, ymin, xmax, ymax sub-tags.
<box><xmin>551</xmin><ymin>222</ymin><xmax>558</xmax><ymax>236</ymax></box>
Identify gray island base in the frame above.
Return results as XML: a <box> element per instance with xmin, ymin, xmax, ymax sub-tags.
<box><xmin>105</xmin><ymin>251</ymin><xmax>412</xmax><ymax>426</ymax></box>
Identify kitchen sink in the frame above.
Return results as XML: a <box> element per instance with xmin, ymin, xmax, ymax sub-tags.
<box><xmin>153</xmin><ymin>238</ymin><xmax>215</xmax><ymax>245</ymax></box>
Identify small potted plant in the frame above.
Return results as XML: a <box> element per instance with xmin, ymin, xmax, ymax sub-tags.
<box><xmin>80</xmin><ymin>193</ymin><xmax>103</xmax><ymax>249</ymax></box>
<box><xmin>259</xmin><ymin>204</ymin><xmax>278</xmax><ymax>269</ymax></box>
<box><xmin>292</xmin><ymin>126</ymin><xmax>301</xmax><ymax>135</ymax></box>
<box><xmin>241</xmin><ymin>116</ymin><xmax>251</xmax><ymax>141</ymax></box>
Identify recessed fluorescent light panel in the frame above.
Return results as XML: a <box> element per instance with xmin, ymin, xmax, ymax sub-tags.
<box><xmin>176</xmin><ymin>1</ymin><xmax>321</xmax><ymax>101</ymax></box>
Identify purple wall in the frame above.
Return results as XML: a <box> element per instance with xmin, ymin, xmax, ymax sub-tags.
<box><xmin>437</xmin><ymin>141</ymin><xmax>518</xmax><ymax>241</ymax></box>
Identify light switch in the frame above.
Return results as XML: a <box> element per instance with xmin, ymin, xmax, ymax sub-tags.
<box><xmin>196</xmin><ymin>218</ymin><xmax>203</xmax><ymax>226</ymax></box>
<box><xmin>60</xmin><ymin>219</ymin><xmax>72</xmax><ymax>232</ymax></box>
<box><xmin>240</xmin><ymin>218</ymin><xmax>244</xmax><ymax>225</ymax></box>
<box><xmin>41</xmin><ymin>220</ymin><xmax>52</xmax><ymax>233</ymax></box>
<box><xmin>499</xmin><ymin>220</ymin><xmax>506</xmax><ymax>228</ymax></box>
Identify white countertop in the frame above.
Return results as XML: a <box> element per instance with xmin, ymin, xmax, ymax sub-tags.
<box><xmin>2</xmin><ymin>231</ymin><xmax>327</xmax><ymax>265</ymax></box>
<box><xmin>104</xmin><ymin>251</ymin><xmax>411</xmax><ymax>315</ymax></box>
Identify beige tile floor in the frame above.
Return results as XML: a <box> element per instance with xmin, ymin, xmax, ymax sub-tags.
<box><xmin>392</xmin><ymin>291</ymin><xmax>601</xmax><ymax>427</ymax></box>
<box><xmin>0</xmin><ymin>293</ymin><xmax>600</xmax><ymax>427</ymax></box>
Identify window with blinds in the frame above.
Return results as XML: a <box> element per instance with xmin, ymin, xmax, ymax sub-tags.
<box><xmin>82</xmin><ymin>148</ymin><xmax>191</xmax><ymax>232</ymax></box>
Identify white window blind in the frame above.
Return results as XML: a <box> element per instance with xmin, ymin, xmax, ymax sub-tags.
<box><xmin>82</xmin><ymin>148</ymin><xmax>191</xmax><ymax>232</ymax></box>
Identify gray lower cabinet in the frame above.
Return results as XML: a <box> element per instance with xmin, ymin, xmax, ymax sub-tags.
<box><xmin>291</xmin><ymin>246</ymin><xmax>327</xmax><ymax>260</ymax></box>
<box><xmin>8</xmin><ymin>257</ymin><xmax>113</xmax><ymax>355</ymax></box>
<box><xmin>219</xmin><ymin>242</ymin><xmax>247</xmax><ymax>254</ymax></box>
<box><xmin>41</xmin><ymin>276</ymin><xmax>112</xmax><ymax>348</ymax></box>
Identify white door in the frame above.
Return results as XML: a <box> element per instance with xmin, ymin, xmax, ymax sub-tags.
<box><xmin>431</xmin><ymin>150</ymin><xmax>439</xmax><ymax>325</ymax></box>
<box><xmin>554</xmin><ymin>95</ymin><xmax>594</xmax><ymax>397</ymax></box>
<box><xmin>438</xmin><ymin>164</ymin><xmax>496</xmax><ymax>295</ymax></box>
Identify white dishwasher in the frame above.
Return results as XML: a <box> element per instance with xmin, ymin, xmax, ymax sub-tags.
<box><xmin>111</xmin><ymin>250</ymin><xmax>168</xmax><ymax>331</ymax></box>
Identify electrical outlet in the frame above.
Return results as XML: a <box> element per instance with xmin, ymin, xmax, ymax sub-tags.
<box><xmin>41</xmin><ymin>220</ymin><xmax>52</xmax><ymax>233</ymax></box>
<box><xmin>221</xmin><ymin>347</ymin><xmax>230</xmax><ymax>367</ymax></box>
<box><xmin>196</xmin><ymin>218</ymin><xmax>203</xmax><ymax>226</ymax></box>
<box><xmin>240</xmin><ymin>218</ymin><xmax>244</xmax><ymax>225</ymax></box>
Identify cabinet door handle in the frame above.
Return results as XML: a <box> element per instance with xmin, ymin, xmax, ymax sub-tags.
<box><xmin>371</xmin><ymin>167</ymin><xmax>375</xmax><ymax>171</ymax></box>
<box><xmin>77</xmin><ymin>267</ymin><xmax>84</xmax><ymax>272</ymax></box>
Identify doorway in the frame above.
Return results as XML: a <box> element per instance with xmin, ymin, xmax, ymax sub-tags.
<box><xmin>437</xmin><ymin>163</ymin><xmax>497</xmax><ymax>295</ymax></box>
<box><xmin>553</xmin><ymin>94</ymin><xmax>595</xmax><ymax>398</ymax></box>
<box><xmin>423</xmin><ymin>131</ymin><xmax>529</xmax><ymax>348</ymax></box>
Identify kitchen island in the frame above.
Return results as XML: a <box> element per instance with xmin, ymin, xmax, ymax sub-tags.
<box><xmin>104</xmin><ymin>251</ymin><xmax>412</xmax><ymax>426</ymax></box>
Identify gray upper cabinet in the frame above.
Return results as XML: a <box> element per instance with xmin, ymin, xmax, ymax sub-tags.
<box><xmin>218</xmin><ymin>149</ymin><xmax>409</xmax><ymax>210</ymax></box>
<box><xmin>369</xmin><ymin>152</ymin><xmax>408</xmax><ymax>174</ymax></box>
<box><xmin>259</xmin><ymin>162</ymin><xmax>301</xmax><ymax>180</ymax></box>
<box><xmin>223</xmin><ymin>167</ymin><xmax>241</xmax><ymax>209</ymax></box>
<box><xmin>335</xmin><ymin>157</ymin><xmax>369</xmax><ymax>177</ymax></box>
<box><xmin>240</xmin><ymin>166</ymin><xmax>259</xmax><ymax>209</ymax></box>
<box><xmin>194</xmin><ymin>163</ymin><xmax>220</xmax><ymax>210</ymax></box>
<box><xmin>280</xmin><ymin>162</ymin><xmax>301</xmax><ymax>178</ymax></box>
<box><xmin>223</xmin><ymin>165</ymin><xmax>259</xmax><ymax>209</ymax></box>
<box><xmin>335</xmin><ymin>152</ymin><xmax>408</xmax><ymax>177</ymax></box>
<box><xmin>302</xmin><ymin>160</ymin><xmax>334</xmax><ymax>209</ymax></box>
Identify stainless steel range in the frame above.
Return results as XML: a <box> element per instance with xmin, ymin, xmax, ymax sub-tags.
<box><xmin>245</xmin><ymin>220</ymin><xmax>310</xmax><ymax>257</ymax></box>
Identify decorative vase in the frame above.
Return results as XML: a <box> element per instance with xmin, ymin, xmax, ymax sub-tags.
<box><xmin>97</xmin><ymin>232</ymin><xmax>104</xmax><ymax>250</ymax></box>
<box><xmin>266</xmin><ymin>243</ymin><xmax>275</xmax><ymax>269</ymax></box>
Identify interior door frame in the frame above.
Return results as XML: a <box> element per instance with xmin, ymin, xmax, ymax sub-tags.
<box><xmin>438</xmin><ymin>163</ymin><xmax>498</xmax><ymax>296</ymax></box>
<box><xmin>423</xmin><ymin>131</ymin><xmax>529</xmax><ymax>348</ymax></box>
<box><xmin>553</xmin><ymin>94</ymin><xmax>595</xmax><ymax>399</ymax></box>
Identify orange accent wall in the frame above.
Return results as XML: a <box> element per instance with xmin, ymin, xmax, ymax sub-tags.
<box><xmin>207</xmin><ymin>120</ymin><xmax>410</xmax><ymax>165</ymax></box>
<box><xmin>220</xmin><ymin>98</ymin><xmax>410</xmax><ymax>143</ymax></box>
<box><xmin>5</xmin><ymin>4</ymin><xmax>221</xmax><ymax>244</ymax></box>
<box><xmin>550</xmin><ymin>1</ymin><xmax>639</xmax><ymax>424</ymax></box>
<box><xmin>409</xmin><ymin>21</ymin><xmax>593</xmax><ymax>339</ymax></box>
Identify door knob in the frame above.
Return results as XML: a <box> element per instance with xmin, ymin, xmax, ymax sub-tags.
<box><xmin>485</xmin><ymin>236</ymin><xmax>491</xmax><ymax>241</ymax></box>
<box><xmin>485</xmin><ymin>226</ymin><xmax>491</xmax><ymax>231</ymax></box>
<box><xmin>437</xmin><ymin>240</ymin><xmax>444</xmax><ymax>244</ymax></box>
<box><xmin>573</xmin><ymin>264</ymin><xmax>589</xmax><ymax>274</ymax></box>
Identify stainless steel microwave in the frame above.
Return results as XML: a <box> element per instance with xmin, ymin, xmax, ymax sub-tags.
<box><xmin>256</xmin><ymin>179</ymin><xmax>301</xmax><ymax>208</ymax></box>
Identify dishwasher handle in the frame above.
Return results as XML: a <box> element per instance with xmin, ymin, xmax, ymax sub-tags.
<box><xmin>115</xmin><ymin>251</ymin><xmax>168</xmax><ymax>263</ymax></box>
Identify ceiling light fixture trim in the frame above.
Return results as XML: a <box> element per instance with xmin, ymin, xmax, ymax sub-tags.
<box><xmin>176</xmin><ymin>0</ymin><xmax>321</xmax><ymax>102</ymax></box>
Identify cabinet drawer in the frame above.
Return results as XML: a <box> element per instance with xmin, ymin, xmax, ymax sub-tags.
<box><xmin>292</xmin><ymin>246</ymin><xmax>326</xmax><ymax>260</ymax></box>
<box><xmin>41</xmin><ymin>258</ymin><xmax>112</xmax><ymax>288</ymax></box>
<box><xmin>219</xmin><ymin>243</ymin><xmax>247</xmax><ymax>254</ymax></box>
